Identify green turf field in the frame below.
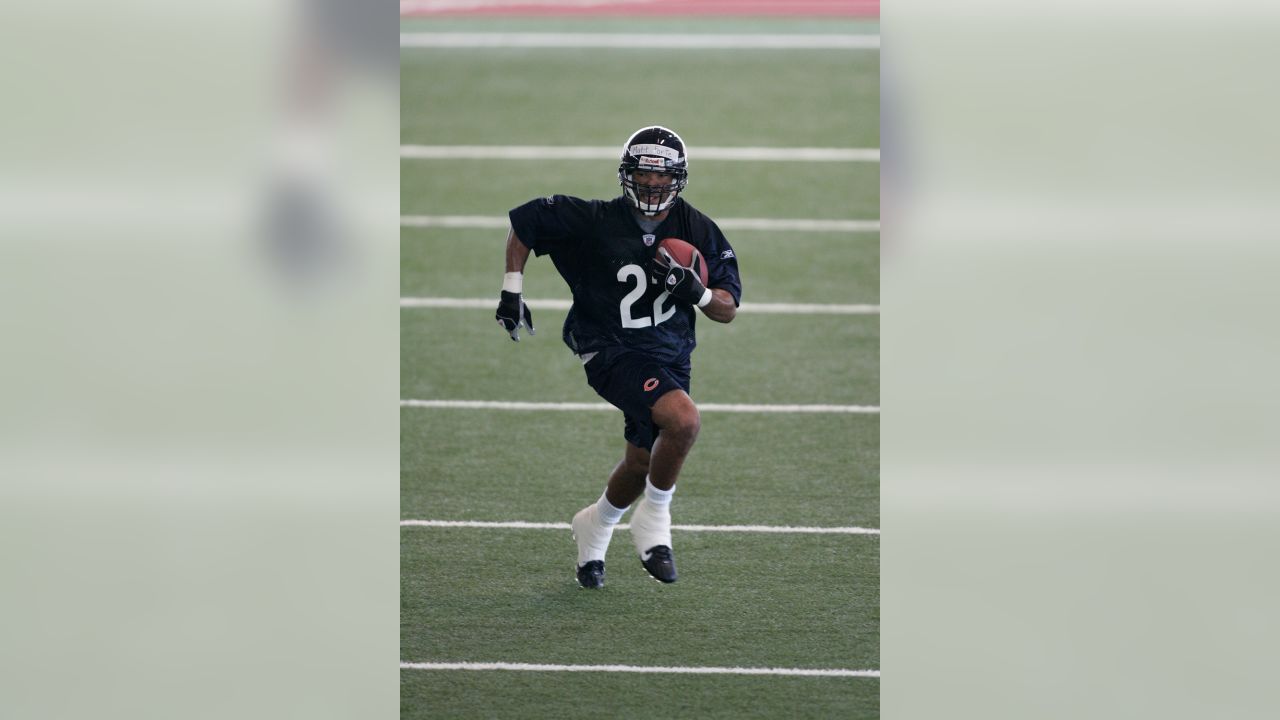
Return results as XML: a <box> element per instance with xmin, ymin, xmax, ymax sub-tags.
<box><xmin>402</xmin><ymin>17</ymin><xmax>879</xmax><ymax>719</ymax></box>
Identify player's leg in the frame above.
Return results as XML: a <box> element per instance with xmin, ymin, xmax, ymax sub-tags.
<box><xmin>572</xmin><ymin>351</ymin><xmax>617</xmax><ymax>588</ymax></box>
<box><xmin>647</xmin><ymin>389</ymin><xmax>700</xmax><ymax>491</ymax></box>
<box><xmin>577</xmin><ymin>350</ymin><xmax>693</xmax><ymax>586</ymax></box>
<box><xmin>572</xmin><ymin>434</ymin><xmax>650</xmax><ymax>589</ymax></box>
<box><xmin>571</xmin><ymin>504</ymin><xmax>612</xmax><ymax>589</ymax></box>
<box><xmin>606</xmin><ymin>439</ymin><xmax>650</xmax><ymax>508</ymax></box>
<box><xmin>629</xmin><ymin>388</ymin><xmax>699</xmax><ymax>583</ymax></box>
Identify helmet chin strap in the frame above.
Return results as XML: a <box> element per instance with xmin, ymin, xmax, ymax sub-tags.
<box><xmin>623</xmin><ymin>178</ymin><xmax>677</xmax><ymax>215</ymax></box>
<box><xmin>634</xmin><ymin>194</ymin><xmax>673</xmax><ymax>216</ymax></box>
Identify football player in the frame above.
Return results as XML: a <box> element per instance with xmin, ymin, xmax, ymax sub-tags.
<box><xmin>495</xmin><ymin>126</ymin><xmax>743</xmax><ymax>589</ymax></box>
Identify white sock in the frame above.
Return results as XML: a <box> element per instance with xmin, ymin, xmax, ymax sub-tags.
<box><xmin>644</xmin><ymin>476</ymin><xmax>675</xmax><ymax>507</ymax></box>
<box><xmin>595</xmin><ymin>491</ymin><xmax>626</xmax><ymax>526</ymax></box>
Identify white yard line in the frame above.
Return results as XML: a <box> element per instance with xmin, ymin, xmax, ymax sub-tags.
<box><xmin>718</xmin><ymin>218</ymin><xmax>880</xmax><ymax>233</ymax></box>
<box><xmin>401</xmin><ymin>519</ymin><xmax>879</xmax><ymax>535</ymax></box>
<box><xmin>401</xmin><ymin>399</ymin><xmax>879</xmax><ymax>413</ymax></box>
<box><xmin>736</xmin><ymin>301</ymin><xmax>879</xmax><ymax>315</ymax></box>
<box><xmin>401</xmin><ymin>296</ymin><xmax>571</xmax><ymax>310</ymax></box>
<box><xmin>401</xmin><ymin>145</ymin><xmax>879</xmax><ymax>162</ymax></box>
<box><xmin>401</xmin><ymin>215</ymin><xmax>509</xmax><ymax>229</ymax></box>
<box><xmin>400</xmin><ymin>32</ymin><xmax>880</xmax><ymax>49</ymax></box>
<box><xmin>400</xmin><ymin>661</ymin><xmax>879</xmax><ymax>678</ymax></box>
<box><xmin>401</xmin><ymin>215</ymin><xmax>879</xmax><ymax>233</ymax></box>
<box><xmin>399</xmin><ymin>297</ymin><xmax>879</xmax><ymax>315</ymax></box>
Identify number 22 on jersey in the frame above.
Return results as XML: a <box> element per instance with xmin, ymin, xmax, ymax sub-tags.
<box><xmin>617</xmin><ymin>264</ymin><xmax>676</xmax><ymax>329</ymax></box>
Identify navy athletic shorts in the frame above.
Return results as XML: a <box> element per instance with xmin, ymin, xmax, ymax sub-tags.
<box><xmin>583</xmin><ymin>347</ymin><xmax>691</xmax><ymax>451</ymax></box>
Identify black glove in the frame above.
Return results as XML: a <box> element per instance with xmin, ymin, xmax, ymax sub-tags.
<box><xmin>652</xmin><ymin>249</ymin><xmax>709</xmax><ymax>307</ymax></box>
<box><xmin>495</xmin><ymin>290</ymin><xmax>535</xmax><ymax>341</ymax></box>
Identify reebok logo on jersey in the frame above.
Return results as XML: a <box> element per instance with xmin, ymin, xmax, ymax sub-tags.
<box><xmin>721</xmin><ymin>249</ymin><xmax>735</xmax><ymax>259</ymax></box>
<box><xmin>643</xmin><ymin>378</ymin><xmax>659</xmax><ymax>392</ymax></box>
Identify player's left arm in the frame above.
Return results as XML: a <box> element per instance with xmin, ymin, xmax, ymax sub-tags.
<box><xmin>698</xmin><ymin>222</ymin><xmax>741</xmax><ymax>324</ymax></box>
<box><xmin>700</xmin><ymin>288</ymin><xmax>736</xmax><ymax>323</ymax></box>
<box><xmin>656</xmin><ymin>253</ymin><xmax>736</xmax><ymax>322</ymax></box>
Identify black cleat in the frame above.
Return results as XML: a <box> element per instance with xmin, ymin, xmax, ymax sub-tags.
<box><xmin>576</xmin><ymin>560</ymin><xmax>605</xmax><ymax>589</ymax></box>
<box><xmin>640</xmin><ymin>545</ymin><xmax>677</xmax><ymax>583</ymax></box>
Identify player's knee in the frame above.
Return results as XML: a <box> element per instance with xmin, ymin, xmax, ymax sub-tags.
<box><xmin>624</xmin><ymin>453</ymin><xmax>650</xmax><ymax>477</ymax></box>
<box><xmin>667</xmin><ymin>405</ymin><xmax>701</xmax><ymax>443</ymax></box>
<box><xmin>684</xmin><ymin>406</ymin><xmax>702</xmax><ymax>440</ymax></box>
<box><xmin>654</xmin><ymin>391</ymin><xmax>700</xmax><ymax>443</ymax></box>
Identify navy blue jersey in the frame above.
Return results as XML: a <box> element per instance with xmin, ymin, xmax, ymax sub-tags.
<box><xmin>509</xmin><ymin>195</ymin><xmax>742</xmax><ymax>365</ymax></box>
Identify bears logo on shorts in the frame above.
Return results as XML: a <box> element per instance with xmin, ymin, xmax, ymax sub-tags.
<box><xmin>643</xmin><ymin>378</ymin><xmax>659</xmax><ymax>392</ymax></box>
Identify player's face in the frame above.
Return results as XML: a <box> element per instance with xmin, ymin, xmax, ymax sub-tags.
<box><xmin>631</xmin><ymin>170</ymin><xmax>678</xmax><ymax>207</ymax></box>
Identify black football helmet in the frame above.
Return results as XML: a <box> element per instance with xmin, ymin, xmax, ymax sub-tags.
<box><xmin>618</xmin><ymin>126</ymin><xmax>688</xmax><ymax>216</ymax></box>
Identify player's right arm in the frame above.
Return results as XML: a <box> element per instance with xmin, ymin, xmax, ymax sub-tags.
<box><xmin>495</xmin><ymin>228</ymin><xmax>535</xmax><ymax>341</ymax></box>
<box><xmin>504</xmin><ymin>227</ymin><xmax>531</xmax><ymax>274</ymax></box>
<box><xmin>499</xmin><ymin>194</ymin><xmax>598</xmax><ymax>340</ymax></box>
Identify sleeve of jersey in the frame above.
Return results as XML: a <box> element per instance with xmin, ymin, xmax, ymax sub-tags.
<box><xmin>508</xmin><ymin>195</ymin><xmax>598</xmax><ymax>256</ymax></box>
<box><xmin>702</xmin><ymin>224</ymin><xmax>743</xmax><ymax>307</ymax></box>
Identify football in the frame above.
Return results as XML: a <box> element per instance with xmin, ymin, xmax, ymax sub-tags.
<box><xmin>655</xmin><ymin>238</ymin><xmax>709</xmax><ymax>286</ymax></box>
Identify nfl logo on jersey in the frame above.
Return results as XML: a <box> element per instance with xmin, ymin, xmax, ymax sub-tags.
<box><xmin>642</xmin><ymin>234</ymin><xmax>656</xmax><ymax>247</ymax></box>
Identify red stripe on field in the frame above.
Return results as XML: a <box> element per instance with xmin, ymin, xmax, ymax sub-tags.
<box><xmin>402</xmin><ymin>0</ymin><xmax>879</xmax><ymax>17</ymax></box>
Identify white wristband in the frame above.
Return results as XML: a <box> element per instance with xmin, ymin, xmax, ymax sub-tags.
<box><xmin>696</xmin><ymin>288</ymin><xmax>713</xmax><ymax>308</ymax></box>
<box><xmin>502</xmin><ymin>272</ymin><xmax>523</xmax><ymax>294</ymax></box>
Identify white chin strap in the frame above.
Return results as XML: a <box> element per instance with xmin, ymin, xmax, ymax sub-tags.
<box><xmin>625</xmin><ymin>185</ymin><xmax>678</xmax><ymax>216</ymax></box>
